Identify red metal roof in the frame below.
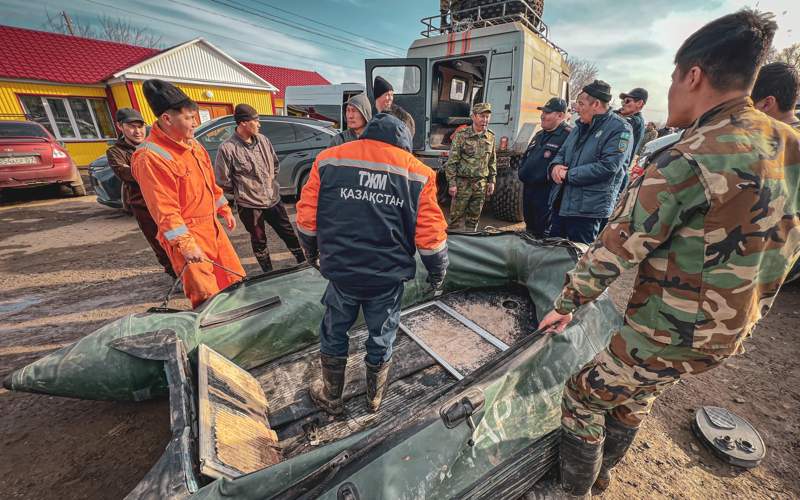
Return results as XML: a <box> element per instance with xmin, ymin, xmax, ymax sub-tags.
<box><xmin>241</xmin><ymin>62</ymin><xmax>330</xmax><ymax>99</ymax></box>
<box><xmin>0</xmin><ymin>25</ymin><xmax>330</xmax><ymax>97</ymax></box>
<box><xmin>0</xmin><ymin>25</ymin><xmax>159</xmax><ymax>84</ymax></box>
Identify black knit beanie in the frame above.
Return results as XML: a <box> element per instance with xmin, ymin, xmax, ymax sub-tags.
<box><xmin>142</xmin><ymin>79</ymin><xmax>194</xmax><ymax>116</ymax></box>
<box><xmin>234</xmin><ymin>103</ymin><xmax>259</xmax><ymax>123</ymax></box>
<box><xmin>373</xmin><ymin>76</ymin><xmax>394</xmax><ymax>98</ymax></box>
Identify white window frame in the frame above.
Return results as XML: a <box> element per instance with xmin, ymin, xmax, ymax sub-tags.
<box><xmin>20</xmin><ymin>96</ymin><xmax>115</xmax><ymax>141</ymax></box>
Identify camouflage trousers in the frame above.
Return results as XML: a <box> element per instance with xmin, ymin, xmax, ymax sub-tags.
<box><xmin>449</xmin><ymin>177</ymin><xmax>487</xmax><ymax>231</ymax></box>
<box><xmin>561</xmin><ymin>326</ymin><xmax>727</xmax><ymax>444</ymax></box>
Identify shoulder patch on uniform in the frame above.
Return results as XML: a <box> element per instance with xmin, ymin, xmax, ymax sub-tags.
<box><xmin>618</xmin><ymin>139</ymin><xmax>629</xmax><ymax>152</ymax></box>
<box><xmin>620</xmin><ymin>131</ymin><xmax>632</xmax><ymax>140</ymax></box>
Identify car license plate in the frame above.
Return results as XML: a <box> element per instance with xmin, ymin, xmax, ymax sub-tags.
<box><xmin>0</xmin><ymin>156</ymin><xmax>38</xmax><ymax>166</ymax></box>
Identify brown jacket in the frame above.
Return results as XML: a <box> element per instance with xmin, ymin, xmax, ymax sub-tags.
<box><xmin>214</xmin><ymin>132</ymin><xmax>281</xmax><ymax>209</ymax></box>
<box><xmin>106</xmin><ymin>136</ymin><xmax>146</xmax><ymax>208</ymax></box>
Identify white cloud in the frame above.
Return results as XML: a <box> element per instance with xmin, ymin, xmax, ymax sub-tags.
<box><xmin>547</xmin><ymin>0</ymin><xmax>799</xmax><ymax>123</ymax></box>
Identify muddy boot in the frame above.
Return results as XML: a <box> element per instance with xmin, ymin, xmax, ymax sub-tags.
<box><xmin>525</xmin><ymin>470</ymin><xmax>587</xmax><ymax>500</ymax></box>
<box><xmin>365</xmin><ymin>359</ymin><xmax>392</xmax><ymax>413</ymax></box>
<box><xmin>559</xmin><ymin>431</ymin><xmax>604</xmax><ymax>498</ymax></box>
<box><xmin>256</xmin><ymin>253</ymin><xmax>273</xmax><ymax>273</ymax></box>
<box><xmin>290</xmin><ymin>248</ymin><xmax>307</xmax><ymax>264</ymax></box>
<box><xmin>593</xmin><ymin>417</ymin><xmax>639</xmax><ymax>494</ymax></box>
<box><xmin>309</xmin><ymin>354</ymin><xmax>348</xmax><ymax>415</ymax></box>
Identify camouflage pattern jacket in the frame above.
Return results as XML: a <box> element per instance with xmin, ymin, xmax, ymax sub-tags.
<box><xmin>445</xmin><ymin>127</ymin><xmax>497</xmax><ymax>184</ymax></box>
<box><xmin>554</xmin><ymin>96</ymin><xmax>800</xmax><ymax>356</ymax></box>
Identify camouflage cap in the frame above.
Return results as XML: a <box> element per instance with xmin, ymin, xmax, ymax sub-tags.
<box><xmin>472</xmin><ymin>102</ymin><xmax>492</xmax><ymax>114</ymax></box>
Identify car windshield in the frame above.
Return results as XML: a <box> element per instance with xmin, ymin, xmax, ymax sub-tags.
<box><xmin>0</xmin><ymin>122</ymin><xmax>49</xmax><ymax>138</ymax></box>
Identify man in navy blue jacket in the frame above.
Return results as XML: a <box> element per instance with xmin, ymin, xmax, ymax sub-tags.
<box><xmin>297</xmin><ymin>112</ymin><xmax>449</xmax><ymax>416</ymax></box>
<box><xmin>548</xmin><ymin>80</ymin><xmax>634</xmax><ymax>244</ymax></box>
<box><xmin>518</xmin><ymin>97</ymin><xmax>572</xmax><ymax>238</ymax></box>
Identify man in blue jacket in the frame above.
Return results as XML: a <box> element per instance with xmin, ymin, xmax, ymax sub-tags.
<box><xmin>518</xmin><ymin>97</ymin><xmax>572</xmax><ymax>238</ymax></box>
<box><xmin>548</xmin><ymin>80</ymin><xmax>634</xmax><ymax>243</ymax></box>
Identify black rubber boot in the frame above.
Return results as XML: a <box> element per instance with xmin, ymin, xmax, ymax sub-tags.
<box><xmin>290</xmin><ymin>248</ymin><xmax>307</xmax><ymax>264</ymax></box>
<box><xmin>593</xmin><ymin>417</ymin><xmax>640</xmax><ymax>494</ymax></box>
<box><xmin>256</xmin><ymin>253</ymin><xmax>273</xmax><ymax>273</ymax></box>
<box><xmin>309</xmin><ymin>354</ymin><xmax>347</xmax><ymax>415</ymax></box>
<box><xmin>560</xmin><ymin>431</ymin><xmax>604</xmax><ymax>497</ymax></box>
<box><xmin>365</xmin><ymin>359</ymin><xmax>392</xmax><ymax>413</ymax></box>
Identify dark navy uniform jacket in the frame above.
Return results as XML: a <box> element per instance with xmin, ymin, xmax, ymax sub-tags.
<box><xmin>296</xmin><ymin>114</ymin><xmax>449</xmax><ymax>289</ymax></box>
<box><xmin>519</xmin><ymin>122</ymin><xmax>572</xmax><ymax>186</ymax></box>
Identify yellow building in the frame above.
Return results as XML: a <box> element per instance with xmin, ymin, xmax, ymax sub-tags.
<box><xmin>0</xmin><ymin>26</ymin><xmax>280</xmax><ymax>165</ymax></box>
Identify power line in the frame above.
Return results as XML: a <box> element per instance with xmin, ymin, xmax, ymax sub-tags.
<box><xmin>81</xmin><ymin>0</ymin><xmax>364</xmax><ymax>72</ymax></box>
<box><xmin>168</xmin><ymin>0</ymin><xmax>395</xmax><ymax>60</ymax></box>
<box><xmin>207</xmin><ymin>0</ymin><xmax>403</xmax><ymax>58</ymax></box>
<box><xmin>249</xmin><ymin>0</ymin><xmax>406</xmax><ymax>53</ymax></box>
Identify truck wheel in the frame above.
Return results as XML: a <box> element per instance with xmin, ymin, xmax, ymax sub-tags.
<box><xmin>490</xmin><ymin>158</ymin><xmax>524</xmax><ymax>222</ymax></box>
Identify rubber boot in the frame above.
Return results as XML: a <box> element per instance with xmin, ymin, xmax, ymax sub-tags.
<box><xmin>290</xmin><ymin>248</ymin><xmax>307</xmax><ymax>264</ymax></box>
<box><xmin>559</xmin><ymin>431</ymin><xmax>604</xmax><ymax>498</ymax></box>
<box><xmin>365</xmin><ymin>359</ymin><xmax>392</xmax><ymax>413</ymax></box>
<box><xmin>308</xmin><ymin>354</ymin><xmax>347</xmax><ymax>415</ymax></box>
<box><xmin>256</xmin><ymin>253</ymin><xmax>273</xmax><ymax>273</ymax></box>
<box><xmin>593</xmin><ymin>417</ymin><xmax>640</xmax><ymax>494</ymax></box>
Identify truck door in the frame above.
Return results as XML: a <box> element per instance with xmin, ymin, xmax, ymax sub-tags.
<box><xmin>486</xmin><ymin>51</ymin><xmax>513</xmax><ymax>124</ymax></box>
<box><xmin>365</xmin><ymin>58</ymin><xmax>428</xmax><ymax>151</ymax></box>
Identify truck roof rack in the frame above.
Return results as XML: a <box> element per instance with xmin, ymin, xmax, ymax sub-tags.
<box><xmin>420</xmin><ymin>0</ymin><xmax>566</xmax><ymax>56</ymax></box>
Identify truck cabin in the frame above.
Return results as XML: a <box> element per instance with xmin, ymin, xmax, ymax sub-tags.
<box><xmin>430</xmin><ymin>56</ymin><xmax>487</xmax><ymax>150</ymax></box>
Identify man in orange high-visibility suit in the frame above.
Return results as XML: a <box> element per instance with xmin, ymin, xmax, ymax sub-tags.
<box><xmin>132</xmin><ymin>79</ymin><xmax>245</xmax><ymax>307</ymax></box>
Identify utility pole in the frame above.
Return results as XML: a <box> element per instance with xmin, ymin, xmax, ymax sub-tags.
<box><xmin>61</xmin><ymin>11</ymin><xmax>75</xmax><ymax>35</ymax></box>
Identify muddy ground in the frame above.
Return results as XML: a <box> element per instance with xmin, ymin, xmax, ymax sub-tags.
<box><xmin>0</xmin><ymin>187</ymin><xmax>798</xmax><ymax>499</ymax></box>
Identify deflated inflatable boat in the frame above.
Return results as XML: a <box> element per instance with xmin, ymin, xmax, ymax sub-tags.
<box><xmin>5</xmin><ymin>232</ymin><xmax>622</xmax><ymax>499</ymax></box>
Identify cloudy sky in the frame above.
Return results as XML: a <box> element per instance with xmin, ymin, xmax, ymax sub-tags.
<box><xmin>1</xmin><ymin>0</ymin><xmax>798</xmax><ymax>122</ymax></box>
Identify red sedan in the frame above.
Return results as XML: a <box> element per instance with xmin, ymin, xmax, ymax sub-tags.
<box><xmin>0</xmin><ymin>121</ymin><xmax>85</xmax><ymax>197</ymax></box>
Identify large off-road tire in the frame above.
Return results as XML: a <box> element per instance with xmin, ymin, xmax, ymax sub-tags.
<box><xmin>490</xmin><ymin>156</ymin><xmax>524</xmax><ymax>222</ymax></box>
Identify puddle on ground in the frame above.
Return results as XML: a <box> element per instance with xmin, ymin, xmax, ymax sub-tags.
<box><xmin>0</xmin><ymin>295</ymin><xmax>44</xmax><ymax>317</ymax></box>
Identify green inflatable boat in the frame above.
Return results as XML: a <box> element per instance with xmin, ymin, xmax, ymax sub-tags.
<box><xmin>5</xmin><ymin>232</ymin><xmax>622</xmax><ymax>499</ymax></box>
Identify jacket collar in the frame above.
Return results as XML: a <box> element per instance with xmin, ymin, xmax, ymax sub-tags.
<box><xmin>691</xmin><ymin>95</ymin><xmax>753</xmax><ymax>130</ymax></box>
<box><xmin>151</xmin><ymin>122</ymin><xmax>193</xmax><ymax>153</ymax></box>
<box><xmin>115</xmin><ymin>135</ymin><xmax>137</xmax><ymax>152</ymax></box>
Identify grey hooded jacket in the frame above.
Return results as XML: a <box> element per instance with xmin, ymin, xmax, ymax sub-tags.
<box><xmin>329</xmin><ymin>93</ymin><xmax>373</xmax><ymax>147</ymax></box>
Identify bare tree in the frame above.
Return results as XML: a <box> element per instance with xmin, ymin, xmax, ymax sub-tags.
<box><xmin>766</xmin><ymin>43</ymin><xmax>800</xmax><ymax>71</ymax></box>
<box><xmin>43</xmin><ymin>10</ymin><xmax>162</xmax><ymax>48</ymax></box>
<box><xmin>98</xmin><ymin>15</ymin><xmax>162</xmax><ymax>48</ymax></box>
<box><xmin>566</xmin><ymin>56</ymin><xmax>598</xmax><ymax>102</ymax></box>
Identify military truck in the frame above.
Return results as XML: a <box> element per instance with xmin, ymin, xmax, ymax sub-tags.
<box><xmin>365</xmin><ymin>0</ymin><xmax>570</xmax><ymax>221</ymax></box>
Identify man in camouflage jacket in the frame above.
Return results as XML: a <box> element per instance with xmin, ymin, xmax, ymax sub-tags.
<box><xmin>536</xmin><ymin>10</ymin><xmax>800</xmax><ymax>498</ymax></box>
<box><xmin>445</xmin><ymin>102</ymin><xmax>496</xmax><ymax>231</ymax></box>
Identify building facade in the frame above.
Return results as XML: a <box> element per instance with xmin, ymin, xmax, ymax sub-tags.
<box><xmin>0</xmin><ymin>26</ymin><xmax>329</xmax><ymax>165</ymax></box>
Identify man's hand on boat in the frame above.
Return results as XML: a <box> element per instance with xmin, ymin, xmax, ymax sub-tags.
<box><xmin>538</xmin><ymin>309</ymin><xmax>573</xmax><ymax>333</ymax></box>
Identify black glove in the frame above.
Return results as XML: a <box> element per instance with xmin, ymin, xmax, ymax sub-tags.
<box><xmin>427</xmin><ymin>272</ymin><xmax>445</xmax><ymax>292</ymax></box>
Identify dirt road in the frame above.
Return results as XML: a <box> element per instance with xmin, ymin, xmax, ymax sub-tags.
<box><xmin>1</xmin><ymin>190</ymin><xmax>797</xmax><ymax>499</ymax></box>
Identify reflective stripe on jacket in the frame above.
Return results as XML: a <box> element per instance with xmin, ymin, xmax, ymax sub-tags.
<box><xmin>296</xmin><ymin>114</ymin><xmax>448</xmax><ymax>288</ymax></box>
<box><xmin>131</xmin><ymin>123</ymin><xmax>233</xmax><ymax>254</ymax></box>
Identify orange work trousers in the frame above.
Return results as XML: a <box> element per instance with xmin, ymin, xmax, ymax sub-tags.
<box><xmin>160</xmin><ymin>215</ymin><xmax>245</xmax><ymax>308</ymax></box>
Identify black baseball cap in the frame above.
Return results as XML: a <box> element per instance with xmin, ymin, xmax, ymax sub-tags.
<box><xmin>538</xmin><ymin>97</ymin><xmax>568</xmax><ymax>113</ymax></box>
<box><xmin>115</xmin><ymin>108</ymin><xmax>144</xmax><ymax>124</ymax></box>
<box><xmin>619</xmin><ymin>88</ymin><xmax>648</xmax><ymax>103</ymax></box>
